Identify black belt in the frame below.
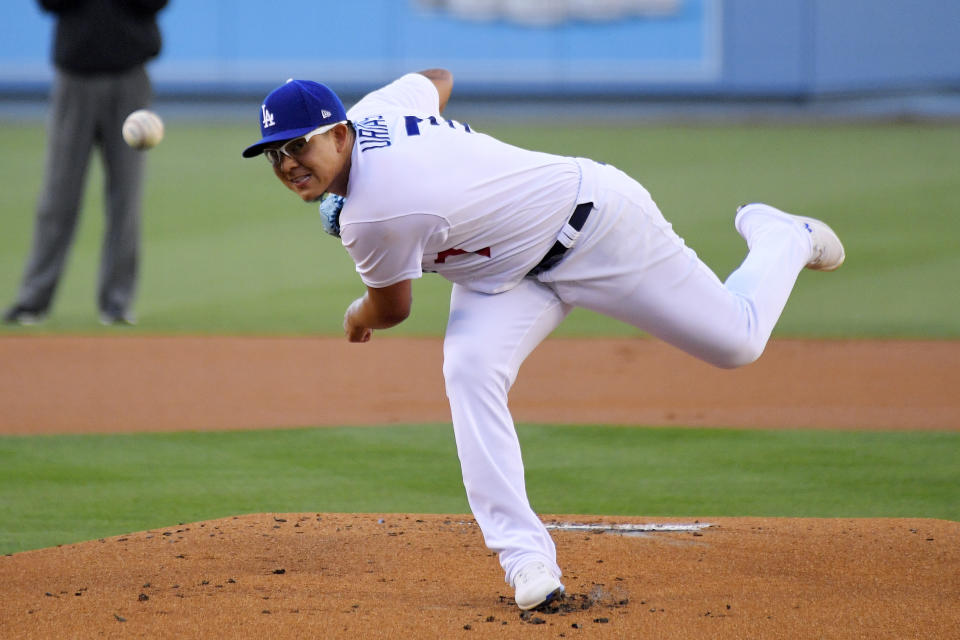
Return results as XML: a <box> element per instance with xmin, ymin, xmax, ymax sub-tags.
<box><xmin>527</xmin><ymin>202</ymin><xmax>593</xmax><ymax>277</ymax></box>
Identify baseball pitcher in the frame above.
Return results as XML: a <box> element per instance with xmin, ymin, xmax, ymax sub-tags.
<box><xmin>242</xmin><ymin>69</ymin><xmax>844</xmax><ymax>610</ymax></box>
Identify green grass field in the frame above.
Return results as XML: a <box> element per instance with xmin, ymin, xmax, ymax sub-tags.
<box><xmin>1</xmin><ymin>117</ymin><xmax>958</xmax><ymax>555</ymax></box>
<box><xmin>2</xmin><ymin>425</ymin><xmax>957</xmax><ymax>554</ymax></box>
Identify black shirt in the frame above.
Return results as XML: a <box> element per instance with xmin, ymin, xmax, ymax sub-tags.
<box><xmin>39</xmin><ymin>0</ymin><xmax>168</xmax><ymax>74</ymax></box>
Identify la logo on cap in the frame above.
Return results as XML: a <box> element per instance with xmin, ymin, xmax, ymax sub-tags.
<box><xmin>261</xmin><ymin>104</ymin><xmax>276</xmax><ymax>128</ymax></box>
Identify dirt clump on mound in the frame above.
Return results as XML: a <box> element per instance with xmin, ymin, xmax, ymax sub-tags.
<box><xmin>2</xmin><ymin>513</ymin><xmax>957</xmax><ymax>639</ymax></box>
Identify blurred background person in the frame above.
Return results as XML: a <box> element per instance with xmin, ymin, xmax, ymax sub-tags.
<box><xmin>3</xmin><ymin>0</ymin><xmax>169</xmax><ymax>326</ymax></box>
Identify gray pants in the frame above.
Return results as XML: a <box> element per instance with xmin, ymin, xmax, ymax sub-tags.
<box><xmin>11</xmin><ymin>66</ymin><xmax>151</xmax><ymax>318</ymax></box>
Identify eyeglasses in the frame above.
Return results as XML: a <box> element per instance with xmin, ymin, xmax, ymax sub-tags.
<box><xmin>263</xmin><ymin>121</ymin><xmax>346</xmax><ymax>167</ymax></box>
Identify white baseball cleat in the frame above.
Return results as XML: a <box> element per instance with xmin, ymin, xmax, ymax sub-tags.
<box><xmin>796</xmin><ymin>215</ymin><xmax>845</xmax><ymax>271</ymax></box>
<box><xmin>513</xmin><ymin>561</ymin><xmax>565</xmax><ymax>610</ymax></box>
<box><xmin>736</xmin><ymin>203</ymin><xmax>845</xmax><ymax>271</ymax></box>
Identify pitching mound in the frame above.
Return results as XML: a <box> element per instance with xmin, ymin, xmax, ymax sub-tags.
<box><xmin>2</xmin><ymin>513</ymin><xmax>957</xmax><ymax>638</ymax></box>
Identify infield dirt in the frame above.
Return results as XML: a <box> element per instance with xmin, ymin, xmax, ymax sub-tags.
<box><xmin>1</xmin><ymin>336</ymin><xmax>958</xmax><ymax>639</ymax></box>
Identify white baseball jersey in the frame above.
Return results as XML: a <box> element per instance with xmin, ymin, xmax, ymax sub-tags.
<box><xmin>340</xmin><ymin>73</ymin><xmax>583</xmax><ymax>294</ymax></box>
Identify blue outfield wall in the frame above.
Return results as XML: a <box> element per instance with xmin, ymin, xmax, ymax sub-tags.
<box><xmin>723</xmin><ymin>1</ymin><xmax>960</xmax><ymax>95</ymax></box>
<box><xmin>1</xmin><ymin>0</ymin><xmax>957</xmax><ymax>97</ymax></box>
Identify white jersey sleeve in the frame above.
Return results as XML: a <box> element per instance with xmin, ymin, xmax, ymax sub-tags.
<box><xmin>350</xmin><ymin>73</ymin><xmax>441</xmax><ymax>120</ymax></box>
<box><xmin>341</xmin><ymin>214</ymin><xmax>449</xmax><ymax>288</ymax></box>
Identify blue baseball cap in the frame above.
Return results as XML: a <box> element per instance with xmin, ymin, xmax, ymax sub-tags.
<box><xmin>242</xmin><ymin>79</ymin><xmax>347</xmax><ymax>158</ymax></box>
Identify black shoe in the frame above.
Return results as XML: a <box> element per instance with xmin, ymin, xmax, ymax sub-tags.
<box><xmin>3</xmin><ymin>305</ymin><xmax>47</xmax><ymax>326</ymax></box>
<box><xmin>99</xmin><ymin>311</ymin><xmax>137</xmax><ymax>326</ymax></box>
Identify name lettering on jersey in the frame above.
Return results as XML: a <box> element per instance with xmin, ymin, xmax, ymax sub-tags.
<box><xmin>261</xmin><ymin>105</ymin><xmax>275</xmax><ymax>128</ymax></box>
<box><xmin>355</xmin><ymin>115</ymin><xmax>392</xmax><ymax>152</ymax></box>
<box><xmin>435</xmin><ymin>247</ymin><xmax>491</xmax><ymax>264</ymax></box>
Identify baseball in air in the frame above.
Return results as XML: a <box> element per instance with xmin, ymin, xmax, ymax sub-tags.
<box><xmin>122</xmin><ymin>109</ymin><xmax>164</xmax><ymax>149</ymax></box>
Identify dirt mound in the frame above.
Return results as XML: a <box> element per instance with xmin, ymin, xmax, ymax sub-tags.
<box><xmin>2</xmin><ymin>513</ymin><xmax>957</xmax><ymax>639</ymax></box>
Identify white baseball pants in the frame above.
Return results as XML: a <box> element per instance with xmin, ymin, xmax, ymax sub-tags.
<box><xmin>442</xmin><ymin>160</ymin><xmax>813</xmax><ymax>586</ymax></box>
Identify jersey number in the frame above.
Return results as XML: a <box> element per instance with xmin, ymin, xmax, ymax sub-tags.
<box><xmin>405</xmin><ymin>115</ymin><xmax>472</xmax><ymax>136</ymax></box>
<box><xmin>435</xmin><ymin>247</ymin><xmax>490</xmax><ymax>264</ymax></box>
